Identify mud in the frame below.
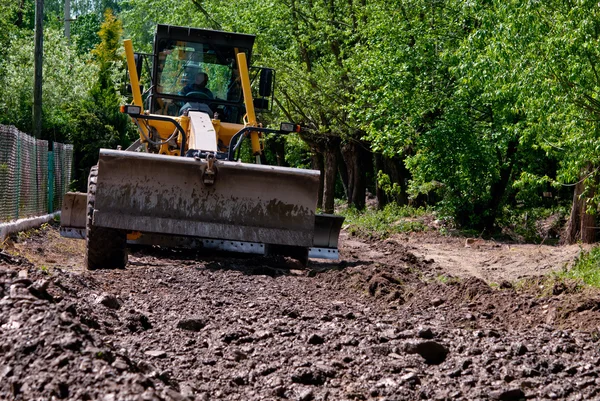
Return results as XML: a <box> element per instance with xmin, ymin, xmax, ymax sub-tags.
<box><xmin>2</xmin><ymin>224</ymin><xmax>600</xmax><ymax>400</ymax></box>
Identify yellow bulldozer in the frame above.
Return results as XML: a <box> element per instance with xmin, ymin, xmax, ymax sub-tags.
<box><xmin>59</xmin><ymin>24</ymin><xmax>344</xmax><ymax>269</ymax></box>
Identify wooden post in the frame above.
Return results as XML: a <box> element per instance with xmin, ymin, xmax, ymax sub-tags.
<box><xmin>33</xmin><ymin>0</ymin><xmax>43</xmax><ymax>138</ymax></box>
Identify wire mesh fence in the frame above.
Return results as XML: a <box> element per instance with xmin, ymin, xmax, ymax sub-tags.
<box><xmin>0</xmin><ymin>125</ymin><xmax>73</xmax><ymax>222</ymax></box>
<box><xmin>52</xmin><ymin>142</ymin><xmax>74</xmax><ymax>213</ymax></box>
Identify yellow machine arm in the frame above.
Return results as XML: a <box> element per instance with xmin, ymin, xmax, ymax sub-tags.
<box><xmin>236</xmin><ymin>52</ymin><xmax>261</xmax><ymax>156</ymax></box>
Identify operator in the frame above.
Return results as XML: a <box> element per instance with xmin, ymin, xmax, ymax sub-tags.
<box><xmin>181</xmin><ymin>71</ymin><xmax>214</xmax><ymax>99</ymax></box>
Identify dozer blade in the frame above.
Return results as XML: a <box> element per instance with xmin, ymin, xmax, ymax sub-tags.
<box><xmin>92</xmin><ymin>149</ymin><xmax>320</xmax><ymax>247</ymax></box>
<box><xmin>60</xmin><ymin>192</ymin><xmax>87</xmax><ymax>239</ymax></box>
<box><xmin>310</xmin><ymin>214</ymin><xmax>345</xmax><ymax>259</ymax></box>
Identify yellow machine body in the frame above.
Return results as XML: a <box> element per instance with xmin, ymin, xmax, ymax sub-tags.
<box><xmin>60</xmin><ymin>24</ymin><xmax>343</xmax><ymax>269</ymax></box>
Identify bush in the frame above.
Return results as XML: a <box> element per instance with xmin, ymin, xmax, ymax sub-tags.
<box><xmin>557</xmin><ymin>246</ymin><xmax>600</xmax><ymax>288</ymax></box>
<box><xmin>341</xmin><ymin>204</ymin><xmax>427</xmax><ymax>238</ymax></box>
<box><xmin>497</xmin><ymin>206</ymin><xmax>566</xmax><ymax>243</ymax></box>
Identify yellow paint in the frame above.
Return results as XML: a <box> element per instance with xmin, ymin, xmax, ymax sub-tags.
<box><xmin>237</xmin><ymin>53</ymin><xmax>261</xmax><ymax>156</ymax></box>
<box><xmin>127</xmin><ymin>231</ymin><xmax>142</xmax><ymax>240</ymax></box>
<box><xmin>124</xmin><ymin>40</ymin><xmax>143</xmax><ymax>108</ymax></box>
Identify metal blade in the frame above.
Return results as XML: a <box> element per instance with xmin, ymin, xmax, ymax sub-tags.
<box><xmin>92</xmin><ymin>149</ymin><xmax>320</xmax><ymax>247</ymax></box>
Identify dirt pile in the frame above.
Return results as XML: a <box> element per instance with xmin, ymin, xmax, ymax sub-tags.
<box><xmin>0</xmin><ymin>265</ymin><xmax>185</xmax><ymax>400</ymax></box>
<box><xmin>2</xmin><ymin>225</ymin><xmax>600</xmax><ymax>400</ymax></box>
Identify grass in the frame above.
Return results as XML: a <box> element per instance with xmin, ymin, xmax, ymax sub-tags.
<box><xmin>555</xmin><ymin>245</ymin><xmax>600</xmax><ymax>288</ymax></box>
<box><xmin>340</xmin><ymin>204</ymin><xmax>428</xmax><ymax>238</ymax></box>
<box><xmin>15</xmin><ymin>223</ymin><xmax>50</xmax><ymax>242</ymax></box>
<box><xmin>435</xmin><ymin>274</ymin><xmax>461</xmax><ymax>285</ymax></box>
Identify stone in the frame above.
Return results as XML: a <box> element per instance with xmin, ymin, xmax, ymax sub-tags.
<box><xmin>431</xmin><ymin>298</ymin><xmax>445</xmax><ymax>307</ymax></box>
<box><xmin>406</xmin><ymin>341</ymin><xmax>449</xmax><ymax>365</ymax></box>
<box><xmin>273</xmin><ymin>386</ymin><xmax>287</xmax><ymax>397</ymax></box>
<box><xmin>308</xmin><ymin>334</ymin><xmax>325</xmax><ymax>345</ymax></box>
<box><xmin>418</xmin><ymin>327</ymin><xmax>434</xmax><ymax>339</ymax></box>
<box><xmin>490</xmin><ymin>388</ymin><xmax>526</xmax><ymax>400</ymax></box>
<box><xmin>176</xmin><ymin>318</ymin><xmax>205</xmax><ymax>332</ymax></box>
<box><xmin>511</xmin><ymin>343</ymin><xmax>528</xmax><ymax>356</ymax></box>
<box><xmin>96</xmin><ymin>293</ymin><xmax>121</xmax><ymax>310</ymax></box>
<box><xmin>376</xmin><ymin>378</ymin><xmax>397</xmax><ymax>388</ymax></box>
<box><xmin>163</xmin><ymin>388</ymin><xmax>188</xmax><ymax>401</ymax></box>
<box><xmin>298</xmin><ymin>388</ymin><xmax>314</xmax><ymax>401</ymax></box>
<box><xmin>401</xmin><ymin>372</ymin><xmax>421</xmax><ymax>385</ymax></box>
<box><xmin>0</xmin><ymin>365</ymin><xmax>13</xmax><ymax>379</ymax></box>
<box><xmin>144</xmin><ymin>350</ymin><xmax>167</xmax><ymax>358</ymax></box>
<box><xmin>111</xmin><ymin>359</ymin><xmax>128</xmax><ymax>371</ymax></box>
<box><xmin>291</xmin><ymin>368</ymin><xmax>327</xmax><ymax>386</ymax></box>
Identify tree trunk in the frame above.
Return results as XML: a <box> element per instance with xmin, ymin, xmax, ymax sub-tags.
<box><xmin>384</xmin><ymin>156</ymin><xmax>409</xmax><ymax>205</ymax></box>
<box><xmin>563</xmin><ymin>169</ymin><xmax>596</xmax><ymax>244</ymax></box>
<box><xmin>336</xmin><ymin>146</ymin><xmax>348</xmax><ymax>199</ymax></box>
<box><xmin>342</xmin><ymin>141</ymin><xmax>367</xmax><ymax>210</ymax></box>
<box><xmin>311</xmin><ymin>151</ymin><xmax>324</xmax><ymax>210</ymax></box>
<box><xmin>581</xmin><ymin>194</ymin><xmax>596</xmax><ymax>243</ymax></box>
<box><xmin>322</xmin><ymin>140</ymin><xmax>338</xmax><ymax>214</ymax></box>
<box><xmin>374</xmin><ymin>153</ymin><xmax>387</xmax><ymax>210</ymax></box>
<box><xmin>479</xmin><ymin>140</ymin><xmax>518</xmax><ymax>231</ymax></box>
<box><xmin>268</xmin><ymin>136</ymin><xmax>289</xmax><ymax>167</ymax></box>
<box><xmin>563</xmin><ymin>181</ymin><xmax>583</xmax><ymax>245</ymax></box>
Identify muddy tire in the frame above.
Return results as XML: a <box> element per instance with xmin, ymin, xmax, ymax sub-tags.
<box><xmin>85</xmin><ymin>165</ymin><xmax>127</xmax><ymax>270</ymax></box>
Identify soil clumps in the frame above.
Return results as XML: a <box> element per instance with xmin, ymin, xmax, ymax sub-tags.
<box><xmin>2</xmin><ymin>225</ymin><xmax>600</xmax><ymax>400</ymax></box>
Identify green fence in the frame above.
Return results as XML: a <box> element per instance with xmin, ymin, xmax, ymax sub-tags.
<box><xmin>0</xmin><ymin>125</ymin><xmax>73</xmax><ymax>222</ymax></box>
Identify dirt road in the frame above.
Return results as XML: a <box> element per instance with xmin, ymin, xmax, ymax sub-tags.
<box><xmin>1</xmin><ymin>225</ymin><xmax>600</xmax><ymax>400</ymax></box>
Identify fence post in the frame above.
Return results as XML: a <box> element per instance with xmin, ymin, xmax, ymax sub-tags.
<box><xmin>48</xmin><ymin>150</ymin><xmax>54</xmax><ymax>213</ymax></box>
<box><xmin>15</xmin><ymin>131</ymin><xmax>21</xmax><ymax>220</ymax></box>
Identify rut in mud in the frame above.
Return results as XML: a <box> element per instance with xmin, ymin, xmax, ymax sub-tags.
<box><xmin>1</xmin><ymin>224</ymin><xmax>600</xmax><ymax>400</ymax></box>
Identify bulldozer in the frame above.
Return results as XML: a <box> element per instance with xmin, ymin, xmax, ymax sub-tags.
<box><xmin>59</xmin><ymin>24</ymin><xmax>344</xmax><ymax>269</ymax></box>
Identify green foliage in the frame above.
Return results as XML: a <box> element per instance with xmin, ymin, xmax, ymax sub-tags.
<box><xmin>497</xmin><ymin>207</ymin><xmax>565</xmax><ymax>243</ymax></box>
<box><xmin>285</xmin><ymin>134</ymin><xmax>312</xmax><ymax>169</ymax></box>
<box><xmin>68</xmin><ymin>9</ymin><xmax>135</xmax><ymax>189</ymax></box>
<box><xmin>0</xmin><ymin>28</ymin><xmax>97</xmax><ymax>141</ymax></box>
<box><xmin>93</xmin><ymin>9</ymin><xmax>125</xmax><ymax>88</ymax></box>
<box><xmin>342</xmin><ymin>204</ymin><xmax>427</xmax><ymax>238</ymax></box>
<box><xmin>0</xmin><ymin>8</ymin><xmax>134</xmax><ymax>191</ymax></box>
<box><xmin>5</xmin><ymin>0</ymin><xmax>600</xmax><ymax>234</ymax></box>
<box><xmin>71</xmin><ymin>12</ymin><xmax>102</xmax><ymax>55</ymax></box>
<box><xmin>558</xmin><ymin>246</ymin><xmax>600</xmax><ymax>288</ymax></box>
<box><xmin>0</xmin><ymin>3</ymin><xmax>19</xmax><ymax>59</ymax></box>
<box><xmin>377</xmin><ymin>171</ymin><xmax>402</xmax><ymax>200</ymax></box>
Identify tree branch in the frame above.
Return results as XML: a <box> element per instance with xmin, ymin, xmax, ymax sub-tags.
<box><xmin>190</xmin><ymin>0</ymin><xmax>222</xmax><ymax>30</ymax></box>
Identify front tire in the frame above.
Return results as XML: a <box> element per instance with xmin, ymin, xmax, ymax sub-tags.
<box><xmin>85</xmin><ymin>165</ymin><xmax>127</xmax><ymax>270</ymax></box>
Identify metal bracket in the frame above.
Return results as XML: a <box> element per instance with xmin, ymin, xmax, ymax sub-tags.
<box><xmin>201</xmin><ymin>153</ymin><xmax>217</xmax><ymax>186</ymax></box>
<box><xmin>309</xmin><ymin>247</ymin><xmax>339</xmax><ymax>260</ymax></box>
<box><xmin>59</xmin><ymin>227</ymin><xmax>86</xmax><ymax>239</ymax></box>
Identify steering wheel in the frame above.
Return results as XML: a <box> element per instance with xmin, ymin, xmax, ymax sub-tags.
<box><xmin>186</xmin><ymin>91</ymin><xmax>211</xmax><ymax>100</ymax></box>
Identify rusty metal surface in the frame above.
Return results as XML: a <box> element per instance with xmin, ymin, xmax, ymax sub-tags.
<box><xmin>60</xmin><ymin>192</ymin><xmax>87</xmax><ymax>230</ymax></box>
<box><xmin>92</xmin><ymin>149</ymin><xmax>320</xmax><ymax>247</ymax></box>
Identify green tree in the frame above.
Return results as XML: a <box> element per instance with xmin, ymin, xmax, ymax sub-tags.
<box><xmin>0</xmin><ymin>28</ymin><xmax>96</xmax><ymax>141</ymax></box>
<box><xmin>69</xmin><ymin>9</ymin><xmax>135</xmax><ymax>189</ymax></box>
<box><xmin>71</xmin><ymin>12</ymin><xmax>102</xmax><ymax>54</ymax></box>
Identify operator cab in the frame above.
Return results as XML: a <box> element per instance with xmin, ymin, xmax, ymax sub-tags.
<box><xmin>148</xmin><ymin>25</ymin><xmax>260</xmax><ymax>123</ymax></box>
